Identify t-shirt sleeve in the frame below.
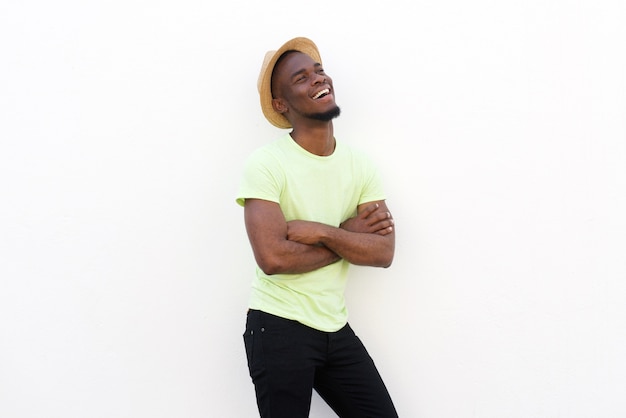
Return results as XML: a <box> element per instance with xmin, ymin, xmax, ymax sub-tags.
<box><xmin>236</xmin><ymin>149</ymin><xmax>283</xmax><ymax>207</ymax></box>
<box><xmin>358</xmin><ymin>153</ymin><xmax>387</xmax><ymax>205</ymax></box>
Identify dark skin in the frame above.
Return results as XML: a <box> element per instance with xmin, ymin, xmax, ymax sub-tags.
<box><xmin>244</xmin><ymin>52</ymin><xmax>395</xmax><ymax>275</ymax></box>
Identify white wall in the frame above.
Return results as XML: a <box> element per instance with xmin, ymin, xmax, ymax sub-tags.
<box><xmin>1</xmin><ymin>1</ymin><xmax>625</xmax><ymax>417</ymax></box>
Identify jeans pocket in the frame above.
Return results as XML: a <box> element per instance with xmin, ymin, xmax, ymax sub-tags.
<box><xmin>243</xmin><ymin>329</ymin><xmax>255</xmax><ymax>373</ymax></box>
<box><xmin>244</xmin><ymin>324</ymin><xmax>266</xmax><ymax>381</ymax></box>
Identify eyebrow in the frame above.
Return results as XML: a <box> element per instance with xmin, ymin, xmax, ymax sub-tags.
<box><xmin>290</xmin><ymin>62</ymin><xmax>322</xmax><ymax>79</ymax></box>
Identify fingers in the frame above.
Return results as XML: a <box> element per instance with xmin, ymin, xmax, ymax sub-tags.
<box><xmin>359</xmin><ymin>202</ymin><xmax>380</xmax><ymax>219</ymax></box>
<box><xmin>367</xmin><ymin>209</ymin><xmax>394</xmax><ymax>235</ymax></box>
<box><xmin>374</xmin><ymin>217</ymin><xmax>394</xmax><ymax>235</ymax></box>
<box><xmin>346</xmin><ymin>203</ymin><xmax>395</xmax><ymax>235</ymax></box>
<box><xmin>361</xmin><ymin>203</ymin><xmax>389</xmax><ymax>224</ymax></box>
<box><xmin>366</xmin><ymin>208</ymin><xmax>393</xmax><ymax>226</ymax></box>
<box><xmin>375</xmin><ymin>227</ymin><xmax>393</xmax><ymax>236</ymax></box>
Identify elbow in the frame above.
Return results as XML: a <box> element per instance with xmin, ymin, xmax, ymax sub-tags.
<box><xmin>255</xmin><ymin>254</ymin><xmax>285</xmax><ymax>276</ymax></box>
<box><xmin>374</xmin><ymin>236</ymin><xmax>395</xmax><ymax>268</ymax></box>
<box><xmin>356</xmin><ymin>255</ymin><xmax>393</xmax><ymax>268</ymax></box>
<box><xmin>379</xmin><ymin>247</ymin><xmax>395</xmax><ymax>268</ymax></box>
<box><xmin>381</xmin><ymin>254</ymin><xmax>394</xmax><ymax>268</ymax></box>
<box><xmin>356</xmin><ymin>250</ymin><xmax>393</xmax><ymax>268</ymax></box>
<box><xmin>259</xmin><ymin>264</ymin><xmax>281</xmax><ymax>276</ymax></box>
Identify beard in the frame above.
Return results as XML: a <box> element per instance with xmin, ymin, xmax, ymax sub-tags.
<box><xmin>304</xmin><ymin>105</ymin><xmax>341</xmax><ymax>122</ymax></box>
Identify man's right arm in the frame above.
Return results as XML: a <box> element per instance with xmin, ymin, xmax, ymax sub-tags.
<box><xmin>243</xmin><ymin>198</ymin><xmax>341</xmax><ymax>275</ymax></box>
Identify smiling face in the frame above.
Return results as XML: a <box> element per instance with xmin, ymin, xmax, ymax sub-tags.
<box><xmin>270</xmin><ymin>51</ymin><xmax>341</xmax><ymax>126</ymax></box>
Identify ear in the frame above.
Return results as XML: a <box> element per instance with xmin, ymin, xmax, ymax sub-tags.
<box><xmin>272</xmin><ymin>98</ymin><xmax>288</xmax><ymax>115</ymax></box>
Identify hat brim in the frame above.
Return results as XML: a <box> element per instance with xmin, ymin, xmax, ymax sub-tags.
<box><xmin>257</xmin><ymin>37</ymin><xmax>322</xmax><ymax>129</ymax></box>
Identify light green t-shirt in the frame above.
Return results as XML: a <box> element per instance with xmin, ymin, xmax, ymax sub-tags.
<box><xmin>236</xmin><ymin>134</ymin><xmax>386</xmax><ymax>332</ymax></box>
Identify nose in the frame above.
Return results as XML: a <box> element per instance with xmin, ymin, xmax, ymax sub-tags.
<box><xmin>312</xmin><ymin>72</ymin><xmax>326</xmax><ymax>85</ymax></box>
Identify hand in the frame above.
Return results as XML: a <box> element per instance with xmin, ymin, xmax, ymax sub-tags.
<box><xmin>340</xmin><ymin>202</ymin><xmax>394</xmax><ymax>236</ymax></box>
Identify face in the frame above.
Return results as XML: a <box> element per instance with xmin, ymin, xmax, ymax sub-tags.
<box><xmin>271</xmin><ymin>51</ymin><xmax>340</xmax><ymax>124</ymax></box>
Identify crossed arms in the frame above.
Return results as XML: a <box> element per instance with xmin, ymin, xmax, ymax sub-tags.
<box><xmin>243</xmin><ymin>199</ymin><xmax>395</xmax><ymax>275</ymax></box>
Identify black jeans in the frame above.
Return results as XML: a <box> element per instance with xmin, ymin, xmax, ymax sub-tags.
<box><xmin>243</xmin><ymin>310</ymin><xmax>398</xmax><ymax>418</ymax></box>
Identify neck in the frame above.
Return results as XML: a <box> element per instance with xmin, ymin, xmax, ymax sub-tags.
<box><xmin>290</xmin><ymin>121</ymin><xmax>335</xmax><ymax>156</ymax></box>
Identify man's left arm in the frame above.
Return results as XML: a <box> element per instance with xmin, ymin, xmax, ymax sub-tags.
<box><xmin>286</xmin><ymin>200</ymin><xmax>395</xmax><ymax>268</ymax></box>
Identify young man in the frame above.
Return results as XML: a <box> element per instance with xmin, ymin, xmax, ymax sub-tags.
<box><xmin>237</xmin><ymin>37</ymin><xmax>399</xmax><ymax>418</ymax></box>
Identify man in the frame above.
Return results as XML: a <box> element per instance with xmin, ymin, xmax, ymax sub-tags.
<box><xmin>236</xmin><ymin>37</ymin><xmax>399</xmax><ymax>418</ymax></box>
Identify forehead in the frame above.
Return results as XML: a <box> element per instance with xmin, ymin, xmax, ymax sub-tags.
<box><xmin>273</xmin><ymin>51</ymin><xmax>320</xmax><ymax>80</ymax></box>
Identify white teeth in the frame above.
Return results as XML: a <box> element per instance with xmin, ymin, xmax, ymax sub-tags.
<box><xmin>312</xmin><ymin>88</ymin><xmax>330</xmax><ymax>99</ymax></box>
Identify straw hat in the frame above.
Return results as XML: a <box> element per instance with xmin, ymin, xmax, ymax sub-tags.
<box><xmin>257</xmin><ymin>37</ymin><xmax>322</xmax><ymax>129</ymax></box>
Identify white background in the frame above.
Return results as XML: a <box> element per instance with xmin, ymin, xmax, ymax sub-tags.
<box><xmin>1</xmin><ymin>1</ymin><xmax>625</xmax><ymax>417</ymax></box>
